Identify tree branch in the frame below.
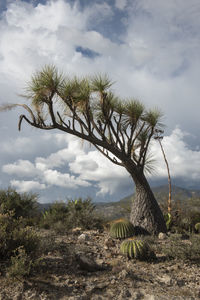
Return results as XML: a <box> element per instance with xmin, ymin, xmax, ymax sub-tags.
<box><xmin>94</xmin><ymin>145</ymin><xmax>124</xmax><ymax>166</ymax></box>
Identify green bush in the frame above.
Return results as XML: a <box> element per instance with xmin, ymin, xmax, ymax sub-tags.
<box><xmin>66</xmin><ymin>198</ymin><xmax>103</xmax><ymax>230</ymax></box>
<box><xmin>40</xmin><ymin>201</ymin><xmax>69</xmax><ymax>230</ymax></box>
<box><xmin>0</xmin><ymin>188</ymin><xmax>38</xmax><ymax>220</ymax></box>
<box><xmin>0</xmin><ymin>211</ymin><xmax>40</xmax><ymax>259</ymax></box>
<box><xmin>7</xmin><ymin>246</ymin><xmax>34</xmax><ymax>279</ymax></box>
<box><xmin>160</xmin><ymin>234</ymin><xmax>200</xmax><ymax>262</ymax></box>
<box><xmin>40</xmin><ymin>198</ymin><xmax>104</xmax><ymax>232</ymax></box>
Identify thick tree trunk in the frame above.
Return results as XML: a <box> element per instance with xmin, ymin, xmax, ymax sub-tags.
<box><xmin>129</xmin><ymin>170</ymin><xmax>167</xmax><ymax>235</ymax></box>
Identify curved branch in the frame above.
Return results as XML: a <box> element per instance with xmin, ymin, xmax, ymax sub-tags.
<box><xmin>94</xmin><ymin>144</ymin><xmax>124</xmax><ymax>166</ymax></box>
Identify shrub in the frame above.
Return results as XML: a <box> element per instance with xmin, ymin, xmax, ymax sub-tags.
<box><xmin>7</xmin><ymin>246</ymin><xmax>33</xmax><ymax>279</ymax></box>
<box><xmin>0</xmin><ymin>211</ymin><xmax>40</xmax><ymax>259</ymax></box>
<box><xmin>40</xmin><ymin>201</ymin><xmax>69</xmax><ymax>230</ymax></box>
<box><xmin>40</xmin><ymin>197</ymin><xmax>104</xmax><ymax>232</ymax></box>
<box><xmin>0</xmin><ymin>188</ymin><xmax>38</xmax><ymax>219</ymax></box>
<box><xmin>160</xmin><ymin>234</ymin><xmax>200</xmax><ymax>262</ymax></box>
<box><xmin>109</xmin><ymin>219</ymin><xmax>135</xmax><ymax>239</ymax></box>
<box><xmin>66</xmin><ymin>198</ymin><xmax>103</xmax><ymax>230</ymax></box>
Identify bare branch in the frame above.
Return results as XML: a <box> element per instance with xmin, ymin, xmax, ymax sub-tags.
<box><xmin>94</xmin><ymin>144</ymin><xmax>124</xmax><ymax>166</ymax></box>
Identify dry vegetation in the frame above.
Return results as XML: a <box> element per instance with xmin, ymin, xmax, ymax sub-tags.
<box><xmin>0</xmin><ymin>188</ymin><xmax>200</xmax><ymax>300</ymax></box>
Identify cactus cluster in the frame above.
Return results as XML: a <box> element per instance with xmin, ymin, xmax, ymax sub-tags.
<box><xmin>109</xmin><ymin>219</ymin><xmax>135</xmax><ymax>239</ymax></box>
<box><xmin>195</xmin><ymin>222</ymin><xmax>200</xmax><ymax>233</ymax></box>
<box><xmin>120</xmin><ymin>238</ymin><xmax>154</xmax><ymax>260</ymax></box>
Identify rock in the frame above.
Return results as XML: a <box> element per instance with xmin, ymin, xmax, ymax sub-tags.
<box><xmin>77</xmin><ymin>233</ymin><xmax>89</xmax><ymax>241</ymax></box>
<box><xmin>104</xmin><ymin>238</ymin><xmax>115</xmax><ymax>248</ymax></box>
<box><xmin>176</xmin><ymin>279</ymin><xmax>185</xmax><ymax>287</ymax></box>
<box><xmin>144</xmin><ymin>295</ymin><xmax>156</xmax><ymax>300</ymax></box>
<box><xmin>75</xmin><ymin>253</ymin><xmax>105</xmax><ymax>272</ymax></box>
<box><xmin>158</xmin><ymin>232</ymin><xmax>167</xmax><ymax>240</ymax></box>
<box><xmin>72</xmin><ymin>227</ymin><xmax>82</xmax><ymax>234</ymax></box>
<box><xmin>119</xmin><ymin>289</ymin><xmax>132</xmax><ymax>298</ymax></box>
<box><xmin>118</xmin><ymin>269</ymin><xmax>128</xmax><ymax>279</ymax></box>
<box><xmin>181</xmin><ymin>233</ymin><xmax>190</xmax><ymax>240</ymax></box>
<box><xmin>157</xmin><ymin>275</ymin><xmax>172</xmax><ymax>285</ymax></box>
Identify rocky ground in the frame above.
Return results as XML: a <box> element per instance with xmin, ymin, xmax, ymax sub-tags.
<box><xmin>0</xmin><ymin>229</ymin><xmax>200</xmax><ymax>300</ymax></box>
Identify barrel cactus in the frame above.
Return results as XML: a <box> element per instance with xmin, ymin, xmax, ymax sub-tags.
<box><xmin>120</xmin><ymin>238</ymin><xmax>154</xmax><ymax>260</ymax></box>
<box><xmin>195</xmin><ymin>222</ymin><xmax>200</xmax><ymax>233</ymax></box>
<box><xmin>109</xmin><ymin>219</ymin><xmax>135</xmax><ymax>239</ymax></box>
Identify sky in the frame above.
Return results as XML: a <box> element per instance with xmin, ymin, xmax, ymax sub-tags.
<box><xmin>0</xmin><ymin>0</ymin><xmax>200</xmax><ymax>203</ymax></box>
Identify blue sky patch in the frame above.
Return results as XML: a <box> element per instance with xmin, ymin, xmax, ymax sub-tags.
<box><xmin>76</xmin><ymin>46</ymin><xmax>100</xmax><ymax>58</ymax></box>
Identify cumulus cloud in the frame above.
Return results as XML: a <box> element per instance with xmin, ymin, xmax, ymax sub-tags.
<box><xmin>0</xmin><ymin>0</ymin><xmax>200</xmax><ymax>200</ymax></box>
<box><xmin>151</xmin><ymin>128</ymin><xmax>200</xmax><ymax>182</ymax></box>
<box><xmin>69</xmin><ymin>150</ymin><xmax>130</xmax><ymax>194</ymax></box>
<box><xmin>2</xmin><ymin>159</ymin><xmax>39</xmax><ymax>177</ymax></box>
<box><xmin>43</xmin><ymin>169</ymin><xmax>90</xmax><ymax>188</ymax></box>
<box><xmin>3</xmin><ymin>127</ymin><xmax>200</xmax><ymax>196</ymax></box>
<box><xmin>10</xmin><ymin>179</ymin><xmax>46</xmax><ymax>193</ymax></box>
<box><xmin>115</xmin><ymin>0</ymin><xmax>127</xmax><ymax>10</ymax></box>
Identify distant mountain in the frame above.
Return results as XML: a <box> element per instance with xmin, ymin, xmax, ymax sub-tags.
<box><xmin>119</xmin><ymin>185</ymin><xmax>200</xmax><ymax>205</ymax></box>
<box><xmin>95</xmin><ymin>185</ymin><xmax>200</xmax><ymax>220</ymax></box>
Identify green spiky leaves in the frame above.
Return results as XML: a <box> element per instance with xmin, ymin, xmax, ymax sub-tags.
<box><xmin>90</xmin><ymin>74</ymin><xmax>113</xmax><ymax>93</ymax></box>
<box><xmin>109</xmin><ymin>219</ymin><xmax>135</xmax><ymax>239</ymax></box>
<box><xmin>120</xmin><ymin>238</ymin><xmax>154</xmax><ymax>260</ymax></box>
<box><xmin>0</xmin><ymin>64</ymin><xmax>165</xmax><ymax>175</ymax></box>
<box><xmin>27</xmin><ymin>65</ymin><xmax>64</xmax><ymax>105</ymax></box>
<box><xmin>164</xmin><ymin>213</ymin><xmax>172</xmax><ymax>231</ymax></box>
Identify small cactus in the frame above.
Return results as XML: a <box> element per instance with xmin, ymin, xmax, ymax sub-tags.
<box><xmin>195</xmin><ymin>222</ymin><xmax>200</xmax><ymax>233</ymax></box>
<box><xmin>109</xmin><ymin>219</ymin><xmax>135</xmax><ymax>239</ymax></box>
<box><xmin>120</xmin><ymin>238</ymin><xmax>154</xmax><ymax>260</ymax></box>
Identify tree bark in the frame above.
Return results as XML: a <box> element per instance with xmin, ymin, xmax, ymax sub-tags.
<box><xmin>129</xmin><ymin>170</ymin><xmax>167</xmax><ymax>235</ymax></box>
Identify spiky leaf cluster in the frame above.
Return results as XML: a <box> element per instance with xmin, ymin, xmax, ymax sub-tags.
<box><xmin>0</xmin><ymin>65</ymin><xmax>164</xmax><ymax>173</ymax></box>
<box><xmin>164</xmin><ymin>213</ymin><xmax>172</xmax><ymax>231</ymax></box>
<box><xmin>120</xmin><ymin>238</ymin><xmax>153</xmax><ymax>260</ymax></box>
<box><xmin>109</xmin><ymin>219</ymin><xmax>135</xmax><ymax>239</ymax></box>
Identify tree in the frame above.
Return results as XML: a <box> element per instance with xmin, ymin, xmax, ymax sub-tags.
<box><xmin>0</xmin><ymin>65</ymin><xmax>166</xmax><ymax>234</ymax></box>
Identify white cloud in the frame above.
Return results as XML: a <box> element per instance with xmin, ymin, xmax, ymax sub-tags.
<box><xmin>10</xmin><ymin>179</ymin><xmax>46</xmax><ymax>193</ymax></box>
<box><xmin>2</xmin><ymin>159</ymin><xmax>38</xmax><ymax>177</ymax></box>
<box><xmin>43</xmin><ymin>169</ymin><xmax>90</xmax><ymax>188</ymax></box>
<box><xmin>115</xmin><ymin>0</ymin><xmax>127</xmax><ymax>10</ymax></box>
<box><xmin>0</xmin><ymin>0</ymin><xmax>200</xmax><ymax>200</ymax></box>
<box><xmin>0</xmin><ymin>137</ymin><xmax>37</xmax><ymax>155</ymax></box>
<box><xmin>35</xmin><ymin>136</ymin><xmax>85</xmax><ymax>169</ymax></box>
<box><xmin>69</xmin><ymin>149</ymin><xmax>131</xmax><ymax>194</ymax></box>
<box><xmin>151</xmin><ymin>128</ymin><xmax>200</xmax><ymax>181</ymax></box>
<box><xmin>2</xmin><ymin>126</ymin><xmax>200</xmax><ymax>195</ymax></box>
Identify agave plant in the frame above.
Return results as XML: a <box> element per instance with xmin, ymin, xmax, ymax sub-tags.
<box><xmin>109</xmin><ymin>219</ymin><xmax>135</xmax><ymax>239</ymax></box>
<box><xmin>120</xmin><ymin>238</ymin><xmax>154</xmax><ymax>260</ymax></box>
<box><xmin>164</xmin><ymin>213</ymin><xmax>172</xmax><ymax>231</ymax></box>
<box><xmin>195</xmin><ymin>222</ymin><xmax>200</xmax><ymax>233</ymax></box>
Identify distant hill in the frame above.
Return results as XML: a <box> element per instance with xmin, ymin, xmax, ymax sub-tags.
<box><xmin>95</xmin><ymin>185</ymin><xmax>200</xmax><ymax>220</ymax></box>
<box><xmin>119</xmin><ymin>185</ymin><xmax>200</xmax><ymax>205</ymax></box>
